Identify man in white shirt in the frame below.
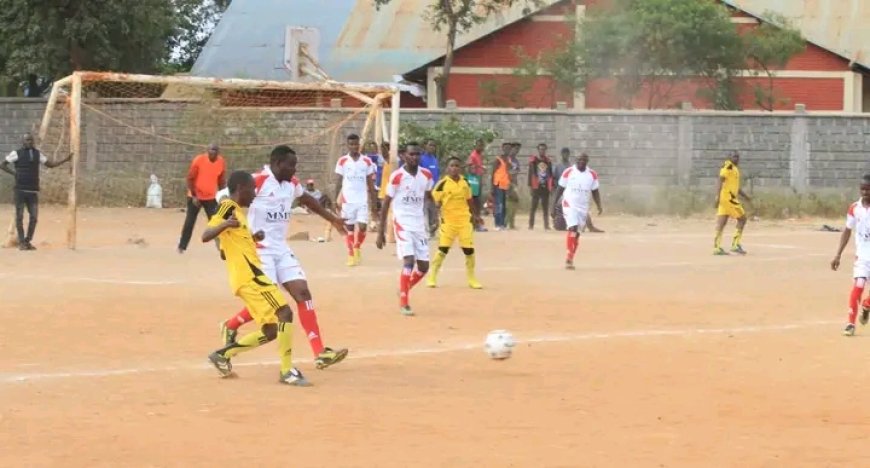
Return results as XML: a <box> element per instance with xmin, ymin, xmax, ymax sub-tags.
<box><xmin>831</xmin><ymin>175</ymin><xmax>870</xmax><ymax>336</ymax></box>
<box><xmin>376</xmin><ymin>142</ymin><xmax>435</xmax><ymax>316</ymax></box>
<box><xmin>218</xmin><ymin>145</ymin><xmax>350</xmax><ymax>369</ymax></box>
<box><xmin>335</xmin><ymin>133</ymin><xmax>377</xmax><ymax>266</ymax></box>
<box><xmin>0</xmin><ymin>133</ymin><xmax>70</xmax><ymax>250</ymax></box>
<box><xmin>551</xmin><ymin>152</ymin><xmax>603</xmax><ymax>270</ymax></box>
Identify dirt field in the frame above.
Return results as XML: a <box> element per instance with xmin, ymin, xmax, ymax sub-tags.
<box><xmin>0</xmin><ymin>205</ymin><xmax>866</xmax><ymax>467</ymax></box>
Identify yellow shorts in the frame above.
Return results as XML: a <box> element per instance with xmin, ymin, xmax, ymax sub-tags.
<box><xmin>438</xmin><ymin>221</ymin><xmax>474</xmax><ymax>249</ymax></box>
<box><xmin>236</xmin><ymin>280</ymin><xmax>287</xmax><ymax>325</ymax></box>
<box><xmin>717</xmin><ymin>202</ymin><xmax>745</xmax><ymax>219</ymax></box>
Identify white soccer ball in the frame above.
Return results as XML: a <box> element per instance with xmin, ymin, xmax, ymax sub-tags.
<box><xmin>484</xmin><ymin>330</ymin><xmax>515</xmax><ymax>360</ymax></box>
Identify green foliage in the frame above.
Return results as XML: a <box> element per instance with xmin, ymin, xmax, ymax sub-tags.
<box><xmin>578</xmin><ymin>0</ymin><xmax>744</xmax><ymax>109</ymax></box>
<box><xmin>398</xmin><ymin>116</ymin><xmax>498</xmax><ymax>164</ymax></box>
<box><xmin>743</xmin><ymin>12</ymin><xmax>805</xmax><ymax>111</ymax></box>
<box><xmin>167</xmin><ymin>0</ymin><xmax>231</xmax><ymax>72</ymax></box>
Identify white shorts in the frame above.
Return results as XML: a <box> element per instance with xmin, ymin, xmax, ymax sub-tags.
<box><xmin>341</xmin><ymin>202</ymin><xmax>369</xmax><ymax>225</ymax></box>
<box><xmin>564</xmin><ymin>206</ymin><xmax>588</xmax><ymax>230</ymax></box>
<box><xmin>259</xmin><ymin>249</ymin><xmax>306</xmax><ymax>285</ymax></box>
<box><xmin>395</xmin><ymin>229</ymin><xmax>430</xmax><ymax>261</ymax></box>
<box><xmin>854</xmin><ymin>258</ymin><xmax>870</xmax><ymax>279</ymax></box>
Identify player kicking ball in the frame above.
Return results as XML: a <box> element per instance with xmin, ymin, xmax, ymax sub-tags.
<box><xmin>551</xmin><ymin>152</ymin><xmax>602</xmax><ymax>270</ymax></box>
<box><xmin>831</xmin><ymin>174</ymin><xmax>870</xmax><ymax>336</ymax></box>
<box><xmin>217</xmin><ymin>146</ymin><xmax>349</xmax><ymax>369</ymax></box>
<box><xmin>205</xmin><ymin>171</ymin><xmax>310</xmax><ymax>386</ymax></box>
<box><xmin>426</xmin><ymin>157</ymin><xmax>483</xmax><ymax>289</ymax></box>
<box><xmin>376</xmin><ymin>143</ymin><xmax>434</xmax><ymax>316</ymax></box>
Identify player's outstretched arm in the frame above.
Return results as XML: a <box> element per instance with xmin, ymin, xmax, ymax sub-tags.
<box><xmin>376</xmin><ymin>196</ymin><xmax>393</xmax><ymax>249</ymax></box>
<box><xmin>0</xmin><ymin>160</ymin><xmax>13</xmax><ymax>176</ymax></box>
<box><xmin>44</xmin><ymin>153</ymin><xmax>72</xmax><ymax>169</ymax></box>
<box><xmin>334</xmin><ymin>174</ymin><xmax>344</xmax><ymax>203</ymax></box>
<box><xmin>592</xmin><ymin>189</ymin><xmax>603</xmax><ymax>215</ymax></box>
<box><xmin>299</xmin><ymin>193</ymin><xmax>346</xmax><ymax>235</ymax></box>
<box><xmin>202</xmin><ymin>217</ymin><xmax>239</xmax><ymax>243</ymax></box>
<box><xmin>832</xmin><ymin>228</ymin><xmax>852</xmax><ymax>271</ymax></box>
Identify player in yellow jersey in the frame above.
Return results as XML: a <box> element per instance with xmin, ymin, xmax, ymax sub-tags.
<box><xmin>427</xmin><ymin>157</ymin><xmax>484</xmax><ymax>289</ymax></box>
<box><xmin>204</xmin><ymin>170</ymin><xmax>310</xmax><ymax>386</ymax></box>
<box><xmin>714</xmin><ymin>150</ymin><xmax>752</xmax><ymax>255</ymax></box>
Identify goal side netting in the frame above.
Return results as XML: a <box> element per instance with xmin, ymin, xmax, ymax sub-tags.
<box><xmin>5</xmin><ymin>71</ymin><xmax>400</xmax><ymax>249</ymax></box>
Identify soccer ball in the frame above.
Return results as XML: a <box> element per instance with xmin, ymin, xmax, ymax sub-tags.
<box><xmin>484</xmin><ymin>330</ymin><xmax>515</xmax><ymax>360</ymax></box>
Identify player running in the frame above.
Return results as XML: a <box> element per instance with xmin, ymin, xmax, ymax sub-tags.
<box><xmin>551</xmin><ymin>152</ymin><xmax>602</xmax><ymax>270</ymax></box>
<box><xmin>831</xmin><ymin>175</ymin><xmax>870</xmax><ymax>336</ymax></box>
<box><xmin>205</xmin><ymin>171</ymin><xmax>310</xmax><ymax>386</ymax></box>
<box><xmin>426</xmin><ymin>157</ymin><xmax>483</xmax><ymax>289</ymax></box>
<box><xmin>218</xmin><ymin>146</ymin><xmax>349</xmax><ymax>369</ymax></box>
<box><xmin>376</xmin><ymin>143</ymin><xmax>434</xmax><ymax>316</ymax></box>
<box><xmin>335</xmin><ymin>134</ymin><xmax>377</xmax><ymax>266</ymax></box>
<box><xmin>714</xmin><ymin>150</ymin><xmax>752</xmax><ymax>255</ymax></box>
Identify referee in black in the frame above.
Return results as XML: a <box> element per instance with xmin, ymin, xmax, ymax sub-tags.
<box><xmin>1</xmin><ymin>133</ymin><xmax>70</xmax><ymax>250</ymax></box>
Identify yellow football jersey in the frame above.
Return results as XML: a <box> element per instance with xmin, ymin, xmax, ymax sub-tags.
<box><xmin>719</xmin><ymin>160</ymin><xmax>741</xmax><ymax>205</ymax></box>
<box><xmin>432</xmin><ymin>175</ymin><xmax>472</xmax><ymax>225</ymax></box>
<box><xmin>208</xmin><ymin>199</ymin><xmax>269</xmax><ymax>293</ymax></box>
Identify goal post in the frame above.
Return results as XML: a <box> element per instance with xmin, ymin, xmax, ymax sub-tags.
<box><xmin>20</xmin><ymin>71</ymin><xmax>400</xmax><ymax>250</ymax></box>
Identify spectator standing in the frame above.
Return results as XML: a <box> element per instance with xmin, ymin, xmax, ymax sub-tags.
<box><xmin>528</xmin><ymin>143</ymin><xmax>554</xmax><ymax>230</ymax></box>
<box><xmin>466</xmin><ymin>139</ymin><xmax>486</xmax><ymax>231</ymax></box>
<box><xmin>177</xmin><ymin>143</ymin><xmax>226</xmax><ymax>253</ymax></box>
<box><xmin>505</xmin><ymin>142</ymin><xmax>522</xmax><ymax>230</ymax></box>
<box><xmin>420</xmin><ymin>139</ymin><xmax>440</xmax><ymax>236</ymax></box>
<box><xmin>491</xmin><ymin>143</ymin><xmax>512</xmax><ymax>230</ymax></box>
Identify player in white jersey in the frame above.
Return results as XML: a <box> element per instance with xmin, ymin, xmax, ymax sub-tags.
<box><xmin>551</xmin><ymin>152</ymin><xmax>603</xmax><ymax>270</ymax></box>
<box><xmin>218</xmin><ymin>146</ymin><xmax>350</xmax><ymax>368</ymax></box>
<box><xmin>376</xmin><ymin>142</ymin><xmax>434</xmax><ymax>316</ymax></box>
<box><xmin>334</xmin><ymin>133</ymin><xmax>377</xmax><ymax>267</ymax></box>
<box><xmin>831</xmin><ymin>175</ymin><xmax>870</xmax><ymax>336</ymax></box>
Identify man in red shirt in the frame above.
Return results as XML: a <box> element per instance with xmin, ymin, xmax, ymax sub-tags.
<box><xmin>466</xmin><ymin>139</ymin><xmax>486</xmax><ymax>231</ymax></box>
<box><xmin>178</xmin><ymin>143</ymin><xmax>226</xmax><ymax>253</ymax></box>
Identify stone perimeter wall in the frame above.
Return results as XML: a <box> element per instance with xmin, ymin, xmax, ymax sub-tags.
<box><xmin>0</xmin><ymin>98</ymin><xmax>867</xmax><ymax>206</ymax></box>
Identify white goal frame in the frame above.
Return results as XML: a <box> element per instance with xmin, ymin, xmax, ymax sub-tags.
<box><xmin>23</xmin><ymin>71</ymin><xmax>401</xmax><ymax>250</ymax></box>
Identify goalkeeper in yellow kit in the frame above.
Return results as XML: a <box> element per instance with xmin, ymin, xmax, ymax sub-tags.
<box><xmin>427</xmin><ymin>157</ymin><xmax>484</xmax><ymax>289</ymax></box>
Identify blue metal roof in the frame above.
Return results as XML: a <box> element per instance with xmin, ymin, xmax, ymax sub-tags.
<box><xmin>191</xmin><ymin>0</ymin><xmax>357</xmax><ymax>81</ymax></box>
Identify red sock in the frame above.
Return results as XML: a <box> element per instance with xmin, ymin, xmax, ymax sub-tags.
<box><xmin>849</xmin><ymin>280</ymin><xmax>865</xmax><ymax>324</ymax></box>
<box><xmin>409</xmin><ymin>270</ymin><xmax>425</xmax><ymax>289</ymax></box>
<box><xmin>400</xmin><ymin>267</ymin><xmax>412</xmax><ymax>307</ymax></box>
<box><xmin>297</xmin><ymin>299</ymin><xmax>324</xmax><ymax>355</ymax></box>
<box><xmin>345</xmin><ymin>232</ymin><xmax>355</xmax><ymax>255</ymax></box>
<box><xmin>566</xmin><ymin>232</ymin><xmax>579</xmax><ymax>261</ymax></box>
<box><xmin>225</xmin><ymin>308</ymin><xmax>253</xmax><ymax>330</ymax></box>
<box><xmin>355</xmin><ymin>230</ymin><xmax>366</xmax><ymax>248</ymax></box>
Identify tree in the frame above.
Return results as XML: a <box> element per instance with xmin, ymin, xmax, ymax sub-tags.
<box><xmin>399</xmin><ymin>116</ymin><xmax>498</xmax><ymax>167</ymax></box>
<box><xmin>577</xmin><ymin>0</ymin><xmax>745</xmax><ymax>109</ymax></box>
<box><xmin>0</xmin><ymin>0</ymin><xmax>176</xmax><ymax>84</ymax></box>
<box><xmin>374</xmin><ymin>0</ymin><xmax>541</xmax><ymax>108</ymax></box>
<box><xmin>166</xmin><ymin>0</ymin><xmax>232</xmax><ymax>73</ymax></box>
<box><xmin>743</xmin><ymin>12</ymin><xmax>804</xmax><ymax>111</ymax></box>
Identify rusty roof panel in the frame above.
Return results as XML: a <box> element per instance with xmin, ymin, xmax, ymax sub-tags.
<box><xmin>723</xmin><ymin>0</ymin><xmax>870</xmax><ymax>68</ymax></box>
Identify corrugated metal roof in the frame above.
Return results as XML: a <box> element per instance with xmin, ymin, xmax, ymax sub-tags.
<box><xmin>723</xmin><ymin>0</ymin><xmax>870</xmax><ymax>69</ymax></box>
<box><xmin>328</xmin><ymin>0</ymin><xmax>564</xmax><ymax>81</ymax></box>
<box><xmin>191</xmin><ymin>0</ymin><xmax>357</xmax><ymax>80</ymax></box>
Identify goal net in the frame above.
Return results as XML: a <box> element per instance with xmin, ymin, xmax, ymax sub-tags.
<box><xmin>7</xmin><ymin>71</ymin><xmax>400</xmax><ymax>249</ymax></box>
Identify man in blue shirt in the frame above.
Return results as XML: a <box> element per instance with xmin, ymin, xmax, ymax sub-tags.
<box><xmin>421</xmin><ymin>139</ymin><xmax>440</xmax><ymax>235</ymax></box>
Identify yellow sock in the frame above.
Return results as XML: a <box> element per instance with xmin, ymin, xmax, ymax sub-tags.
<box><xmin>732</xmin><ymin>229</ymin><xmax>743</xmax><ymax>248</ymax></box>
<box><xmin>277</xmin><ymin>322</ymin><xmax>294</xmax><ymax>374</ymax></box>
<box><xmin>223</xmin><ymin>331</ymin><xmax>270</xmax><ymax>359</ymax></box>
<box><xmin>714</xmin><ymin>230</ymin><xmax>723</xmax><ymax>249</ymax></box>
<box><xmin>430</xmin><ymin>251</ymin><xmax>446</xmax><ymax>277</ymax></box>
<box><xmin>465</xmin><ymin>254</ymin><xmax>476</xmax><ymax>279</ymax></box>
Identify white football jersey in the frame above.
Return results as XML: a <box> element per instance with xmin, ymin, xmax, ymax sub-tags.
<box><xmin>386</xmin><ymin>166</ymin><xmax>434</xmax><ymax>232</ymax></box>
<box><xmin>247</xmin><ymin>165</ymin><xmax>304</xmax><ymax>253</ymax></box>
<box><xmin>335</xmin><ymin>154</ymin><xmax>375</xmax><ymax>204</ymax></box>
<box><xmin>559</xmin><ymin>166</ymin><xmax>600</xmax><ymax>211</ymax></box>
<box><xmin>847</xmin><ymin>200</ymin><xmax>870</xmax><ymax>260</ymax></box>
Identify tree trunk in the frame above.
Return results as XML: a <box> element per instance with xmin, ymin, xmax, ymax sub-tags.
<box><xmin>438</xmin><ymin>23</ymin><xmax>458</xmax><ymax>108</ymax></box>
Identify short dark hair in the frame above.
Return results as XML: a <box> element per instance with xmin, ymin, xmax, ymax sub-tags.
<box><xmin>425</xmin><ymin>138</ymin><xmax>436</xmax><ymax>145</ymax></box>
<box><xmin>270</xmin><ymin>145</ymin><xmax>296</xmax><ymax>165</ymax></box>
<box><xmin>405</xmin><ymin>141</ymin><xmax>421</xmax><ymax>153</ymax></box>
<box><xmin>347</xmin><ymin>134</ymin><xmax>360</xmax><ymax>142</ymax></box>
<box><xmin>228</xmin><ymin>170</ymin><xmax>254</xmax><ymax>194</ymax></box>
<box><xmin>447</xmin><ymin>156</ymin><xmax>462</xmax><ymax>164</ymax></box>
<box><xmin>538</xmin><ymin>143</ymin><xmax>547</xmax><ymax>149</ymax></box>
<box><xmin>862</xmin><ymin>174</ymin><xmax>870</xmax><ymax>185</ymax></box>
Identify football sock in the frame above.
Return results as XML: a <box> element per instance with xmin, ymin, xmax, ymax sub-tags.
<box><xmin>297</xmin><ymin>300</ymin><xmax>324</xmax><ymax>355</ymax></box>
<box><xmin>345</xmin><ymin>232</ymin><xmax>355</xmax><ymax>256</ymax></box>
<box><xmin>732</xmin><ymin>229</ymin><xmax>743</xmax><ymax>248</ymax></box>
<box><xmin>429</xmin><ymin>251</ymin><xmax>446</xmax><ymax>280</ymax></box>
<box><xmin>277</xmin><ymin>322</ymin><xmax>294</xmax><ymax>375</ymax></box>
<box><xmin>409</xmin><ymin>269</ymin><xmax>426</xmax><ymax>289</ymax></box>
<box><xmin>400</xmin><ymin>266</ymin><xmax>412</xmax><ymax>307</ymax></box>
<box><xmin>566</xmin><ymin>232</ymin><xmax>579</xmax><ymax>261</ymax></box>
<box><xmin>714</xmin><ymin>230</ymin><xmax>723</xmax><ymax>250</ymax></box>
<box><xmin>465</xmin><ymin>253</ymin><xmax>476</xmax><ymax>279</ymax></box>
<box><xmin>355</xmin><ymin>230</ymin><xmax>367</xmax><ymax>248</ymax></box>
<box><xmin>220</xmin><ymin>330</ymin><xmax>270</xmax><ymax>359</ymax></box>
<box><xmin>849</xmin><ymin>280</ymin><xmax>865</xmax><ymax>324</ymax></box>
<box><xmin>225</xmin><ymin>308</ymin><xmax>253</xmax><ymax>331</ymax></box>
